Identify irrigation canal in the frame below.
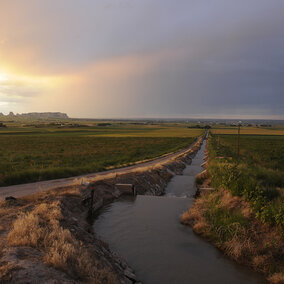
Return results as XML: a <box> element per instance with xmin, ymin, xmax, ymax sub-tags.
<box><xmin>93</xmin><ymin>140</ymin><xmax>266</xmax><ymax>284</ymax></box>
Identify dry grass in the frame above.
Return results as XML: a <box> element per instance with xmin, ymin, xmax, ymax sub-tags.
<box><xmin>7</xmin><ymin>202</ymin><xmax>62</xmax><ymax>247</ymax></box>
<box><xmin>0</xmin><ymin>207</ymin><xmax>14</xmax><ymax>218</ymax></box>
<box><xmin>182</xmin><ymin>189</ymin><xmax>284</xmax><ymax>282</ymax></box>
<box><xmin>0</xmin><ymin>262</ymin><xmax>14</xmax><ymax>281</ymax></box>
<box><xmin>268</xmin><ymin>273</ymin><xmax>284</xmax><ymax>284</ymax></box>
<box><xmin>180</xmin><ymin>210</ymin><xmax>191</xmax><ymax>225</ymax></box>
<box><xmin>224</xmin><ymin>233</ymin><xmax>255</xmax><ymax>260</ymax></box>
<box><xmin>253</xmin><ymin>255</ymin><xmax>272</xmax><ymax>272</ymax></box>
<box><xmin>181</xmin><ymin>197</ymin><xmax>209</xmax><ymax>234</ymax></box>
<box><xmin>7</xmin><ymin>201</ymin><xmax>116</xmax><ymax>283</ymax></box>
<box><xmin>55</xmin><ymin>186</ymin><xmax>81</xmax><ymax>197</ymax></box>
<box><xmin>219</xmin><ymin>190</ymin><xmax>253</xmax><ymax>218</ymax></box>
<box><xmin>181</xmin><ymin>196</ymin><xmax>208</xmax><ymax>236</ymax></box>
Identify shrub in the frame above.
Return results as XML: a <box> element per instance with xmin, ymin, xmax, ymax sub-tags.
<box><xmin>256</xmin><ymin>200</ymin><xmax>284</xmax><ymax>229</ymax></box>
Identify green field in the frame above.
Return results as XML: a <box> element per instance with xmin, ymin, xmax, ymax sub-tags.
<box><xmin>0</xmin><ymin>123</ymin><xmax>203</xmax><ymax>186</ymax></box>
<box><xmin>212</xmin><ymin>135</ymin><xmax>284</xmax><ymax>173</ymax></box>
<box><xmin>211</xmin><ymin>126</ymin><xmax>284</xmax><ymax>135</ymax></box>
<box><xmin>0</xmin><ymin>122</ymin><xmax>203</xmax><ymax>137</ymax></box>
<box><xmin>209</xmin><ymin>133</ymin><xmax>284</xmax><ymax>229</ymax></box>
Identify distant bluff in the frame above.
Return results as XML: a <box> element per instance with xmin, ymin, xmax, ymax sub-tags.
<box><xmin>0</xmin><ymin>112</ymin><xmax>69</xmax><ymax>119</ymax></box>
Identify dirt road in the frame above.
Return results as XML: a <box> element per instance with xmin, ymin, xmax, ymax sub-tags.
<box><xmin>0</xmin><ymin>137</ymin><xmax>203</xmax><ymax>200</ymax></box>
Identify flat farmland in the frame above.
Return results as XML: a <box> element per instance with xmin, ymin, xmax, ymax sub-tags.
<box><xmin>0</xmin><ymin>124</ymin><xmax>203</xmax><ymax>137</ymax></box>
<box><xmin>212</xmin><ymin>134</ymin><xmax>284</xmax><ymax>175</ymax></box>
<box><xmin>211</xmin><ymin>126</ymin><xmax>284</xmax><ymax>135</ymax></box>
<box><xmin>0</xmin><ymin>124</ymin><xmax>203</xmax><ymax>186</ymax></box>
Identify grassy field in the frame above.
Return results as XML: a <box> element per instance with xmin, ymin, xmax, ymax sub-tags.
<box><xmin>209</xmin><ymin>133</ymin><xmax>284</xmax><ymax>228</ymax></box>
<box><xmin>0</xmin><ymin>123</ymin><xmax>203</xmax><ymax>137</ymax></box>
<box><xmin>0</xmin><ymin>123</ymin><xmax>203</xmax><ymax>186</ymax></box>
<box><xmin>211</xmin><ymin>134</ymin><xmax>284</xmax><ymax>183</ymax></box>
<box><xmin>211</xmin><ymin>126</ymin><xmax>284</xmax><ymax>135</ymax></box>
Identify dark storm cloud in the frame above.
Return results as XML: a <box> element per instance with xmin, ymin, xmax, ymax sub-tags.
<box><xmin>0</xmin><ymin>0</ymin><xmax>283</xmax><ymax>118</ymax></box>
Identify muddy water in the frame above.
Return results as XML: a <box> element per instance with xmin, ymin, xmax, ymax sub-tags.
<box><xmin>93</xmin><ymin>141</ymin><xmax>266</xmax><ymax>283</ymax></box>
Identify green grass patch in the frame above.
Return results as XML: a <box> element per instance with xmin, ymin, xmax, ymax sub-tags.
<box><xmin>208</xmin><ymin>133</ymin><xmax>284</xmax><ymax>230</ymax></box>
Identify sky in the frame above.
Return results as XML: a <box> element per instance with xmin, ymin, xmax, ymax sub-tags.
<box><xmin>0</xmin><ymin>0</ymin><xmax>283</xmax><ymax>119</ymax></box>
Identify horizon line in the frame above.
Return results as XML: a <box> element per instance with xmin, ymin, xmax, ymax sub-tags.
<box><xmin>1</xmin><ymin>111</ymin><xmax>283</xmax><ymax>121</ymax></box>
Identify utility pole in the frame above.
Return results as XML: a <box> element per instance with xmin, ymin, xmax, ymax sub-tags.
<box><xmin>237</xmin><ymin>121</ymin><xmax>241</xmax><ymax>161</ymax></box>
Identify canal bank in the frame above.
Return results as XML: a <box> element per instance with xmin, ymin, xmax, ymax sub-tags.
<box><xmin>93</xmin><ymin>140</ymin><xmax>266</xmax><ymax>283</ymax></box>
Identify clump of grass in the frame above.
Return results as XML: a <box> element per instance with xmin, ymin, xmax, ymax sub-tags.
<box><xmin>7</xmin><ymin>202</ymin><xmax>62</xmax><ymax>247</ymax></box>
<box><xmin>194</xmin><ymin>190</ymin><xmax>249</xmax><ymax>244</ymax></box>
<box><xmin>7</xmin><ymin>202</ymin><xmax>116</xmax><ymax>283</ymax></box>
<box><xmin>181</xmin><ymin>199</ymin><xmax>209</xmax><ymax>234</ymax></box>
<box><xmin>268</xmin><ymin>273</ymin><xmax>284</xmax><ymax>284</ymax></box>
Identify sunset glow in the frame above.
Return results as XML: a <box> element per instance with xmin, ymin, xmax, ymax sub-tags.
<box><xmin>0</xmin><ymin>73</ymin><xmax>8</xmax><ymax>82</ymax></box>
<box><xmin>0</xmin><ymin>0</ymin><xmax>283</xmax><ymax>118</ymax></box>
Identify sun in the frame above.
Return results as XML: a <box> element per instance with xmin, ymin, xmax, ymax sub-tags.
<box><xmin>0</xmin><ymin>72</ymin><xmax>8</xmax><ymax>82</ymax></box>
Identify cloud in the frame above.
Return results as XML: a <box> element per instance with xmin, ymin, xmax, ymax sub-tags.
<box><xmin>0</xmin><ymin>71</ymin><xmax>60</xmax><ymax>115</ymax></box>
<box><xmin>0</xmin><ymin>0</ymin><xmax>283</xmax><ymax>118</ymax></box>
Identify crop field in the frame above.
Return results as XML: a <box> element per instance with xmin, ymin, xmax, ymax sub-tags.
<box><xmin>209</xmin><ymin>133</ymin><xmax>284</xmax><ymax>229</ymax></box>
<box><xmin>0</xmin><ymin>123</ymin><xmax>203</xmax><ymax>186</ymax></box>
<box><xmin>212</xmin><ymin>135</ymin><xmax>284</xmax><ymax>172</ymax></box>
<box><xmin>211</xmin><ymin>126</ymin><xmax>284</xmax><ymax>135</ymax></box>
<box><xmin>0</xmin><ymin>123</ymin><xmax>203</xmax><ymax>137</ymax></box>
